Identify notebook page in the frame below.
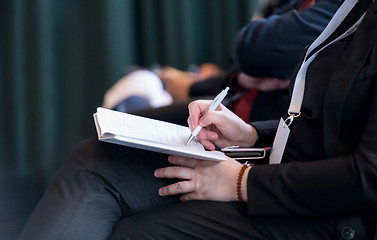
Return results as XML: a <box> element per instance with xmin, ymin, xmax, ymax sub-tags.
<box><xmin>97</xmin><ymin>107</ymin><xmax>205</xmax><ymax>152</ymax></box>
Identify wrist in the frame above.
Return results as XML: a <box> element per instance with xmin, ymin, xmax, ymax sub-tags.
<box><xmin>241</xmin><ymin>166</ymin><xmax>251</xmax><ymax>203</ymax></box>
<box><xmin>237</xmin><ymin>162</ymin><xmax>252</xmax><ymax>203</ymax></box>
<box><xmin>239</xmin><ymin>123</ymin><xmax>259</xmax><ymax>147</ymax></box>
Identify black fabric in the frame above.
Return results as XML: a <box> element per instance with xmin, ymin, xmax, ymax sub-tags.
<box><xmin>17</xmin><ymin>138</ymin><xmax>179</xmax><ymax>240</ymax></box>
<box><xmin>249</xmin><ymin>90</ymin><xmax>289</xmax><ymax>122</ymax></box>
<box><xmin>18</xmin><ymin>137</ymin><xmax>337</xmax><ymax>240</ymax></box>
<box><xmin>248</xmin><ymin>2</ymin><xmax>377</xmax><ymax>239</ymax></box>
<box><xmin>109</xmin><ymin>201</ymin><xmax>336</xmax><ymax>240</ymax></box>
<box><xmin>307</xmin><ymin>0</ymin><xmax>372</xmax><ymax>59</ymax></box>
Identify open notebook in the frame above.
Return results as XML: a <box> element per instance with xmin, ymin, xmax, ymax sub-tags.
<box><xmin>93</xmin><ymin>107</ymin><xmax>227</xmax><ymax>161</ymax></box>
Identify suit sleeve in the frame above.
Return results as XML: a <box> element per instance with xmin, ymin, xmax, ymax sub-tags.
<box><xmin>250</xmin><ymin>120</ymin><xmax>279</xmax><ymax>147</ymax></box>
<box><xmin>232</xmin><ymin>0</ymin><xmax>341</xmax><ymax>78</ymax></box>
<box><xmin>246</xmin><ymin>81</ymin><xmax>377</xmax><ymax>217</ymax></box>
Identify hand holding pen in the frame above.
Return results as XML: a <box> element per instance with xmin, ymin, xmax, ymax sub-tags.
<box><xmin>185</xmin><ymin>87</ymin><xmax>229</xmax><ymax>145</ymax></box>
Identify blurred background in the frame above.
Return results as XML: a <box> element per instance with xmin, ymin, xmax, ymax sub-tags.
<box><xmin>0</xmin><ymin>0</ymin><xmax>261</xmax><ymax>238</ymax></box>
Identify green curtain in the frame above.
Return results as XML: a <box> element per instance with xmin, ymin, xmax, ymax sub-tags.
<box><xmin>0</xmin><ymin>0</ymin><xmax>259</xmax><ymax>237</ymax></box>
<box><xmin>1</xmin><ymin>0</ymin><xmax>258</xmax><ymax>176</ymax></box>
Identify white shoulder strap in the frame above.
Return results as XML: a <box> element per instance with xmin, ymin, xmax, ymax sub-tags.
<box><xmin>288</xmin><ymin>0</ymin><xmax>363</xmax><ymax>115</ymax></box>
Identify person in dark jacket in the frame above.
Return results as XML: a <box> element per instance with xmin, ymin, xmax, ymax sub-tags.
<box><xmin>20</xmin><ymin>0</ymin><xmax>377</xmax><ymax>240</ymax></box>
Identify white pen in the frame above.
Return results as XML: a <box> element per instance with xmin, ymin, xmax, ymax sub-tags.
<box><xmin>185</xmin><ymin>87</ymin><xmax>230</xmax><ymax>145</ymax></box>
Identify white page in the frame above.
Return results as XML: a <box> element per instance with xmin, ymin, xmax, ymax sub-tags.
<box><xmin>95</xmin><ymin>107</ymin><xmax>226</xmax><ymax>161</ymax></box>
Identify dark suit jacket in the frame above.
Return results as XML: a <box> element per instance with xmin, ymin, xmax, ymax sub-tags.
<box><xmin>249</xmin><ymin>1</ymin><xmax>377</xmax><ymax>239</ymax></box>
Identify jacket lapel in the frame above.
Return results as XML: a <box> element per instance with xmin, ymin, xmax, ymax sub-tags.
<box><xmin>323</xmin><ymin>1</ymin><xmax>377</xmax><ymax>157</ymax></box>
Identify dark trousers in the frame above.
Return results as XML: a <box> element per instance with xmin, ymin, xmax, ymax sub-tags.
<box><xmin>17</xmin><ymin>137</ymin><xmax>336</xmax><ymax>240</ymax></box>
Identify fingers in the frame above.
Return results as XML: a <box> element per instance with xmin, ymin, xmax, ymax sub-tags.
<box><xmin>198</xmin><ymin>108</ymin><xmax>224</xmax><ymax>128</ymax></box>
<box><xmin>154</xmin><ymin>162</ymin><xmax>197</xmax><ymax>197</ymax></box>
<box><xmin>158</xmin><ymin>181</ymin><xmax>195</xmax><ymax>197</ymax></box>
<box><xmin>155</xmin><ymin>156</ymin><xmax>218</xmax><ymax>198</ymax></box>
<box><xmin>167</xmin><ymin>156</ymin><xmax>202</xmax><ymax>168</ymax></box>
<box><xmin>154</xmin><ymin>166</ymin><xmax>193</xmax><ymax>180</ymax></box>
<box><xmin>187</xmin><ymin>100</ymin><xmax>212</xmax><ymax>130</ymax></box>
<box><xmin>198</xmin><ymin>138</ymin><xmax>217</xmax><ymax>151</ymax></box>
<box><xmin>187</xmin><ymin>101</ymin><xmax>224</xmax><ymax>146</ymax></box>
<box><xmin>180</xmin><ymin>192</ymin><xmax>198</xmax><ymax>201</ymax></box>
<box><xmin>154</xmin><ymin>156</ymin><xmax>201</xmax><ymax>180</ymax></box>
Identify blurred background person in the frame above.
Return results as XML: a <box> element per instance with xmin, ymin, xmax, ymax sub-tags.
<box><xmin>103</xmin><ymin>0</ymin><xmax>340</xmax><ymax>126</ymax></box>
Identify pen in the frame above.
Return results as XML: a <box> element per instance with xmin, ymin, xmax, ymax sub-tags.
<box><xmin>185</xmin><ymin>87</ymin><xmax>230</xmax><ymax>145</ymax></box>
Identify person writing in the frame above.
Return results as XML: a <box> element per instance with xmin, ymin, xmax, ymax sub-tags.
<box><xmin>18</xmin><ymin>0</ymin><xmax>377</xmax><ymax>239</ymax></box>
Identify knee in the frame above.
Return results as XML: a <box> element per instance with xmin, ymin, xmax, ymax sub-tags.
<box><xmin>62</xmin><ymin>137</ymin><xmax>108</xmax><ymax>172</ymax></box>
<box><xmin>47</xmin><ymin>137</ymin><xmax>118</xmax><ymax>198</ymax></box>
<box><xmin>50</xmin><ymin>137</ymin><xmax>113</xmax><ymax>189</ymax></box>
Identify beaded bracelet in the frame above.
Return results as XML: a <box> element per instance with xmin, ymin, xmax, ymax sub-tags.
<box><xmin>237</xmin><ymin>161</ymin><xmax>252</xmax><ymax>204</ymax></box>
